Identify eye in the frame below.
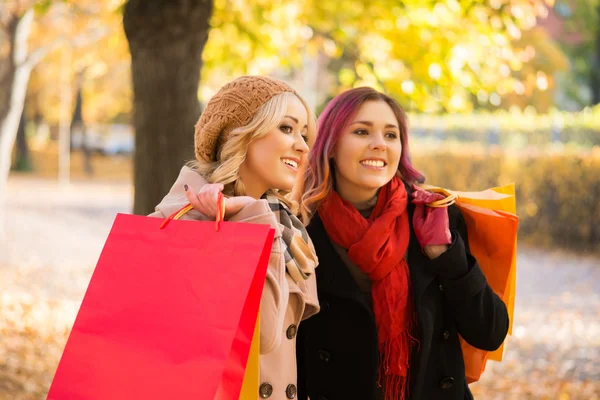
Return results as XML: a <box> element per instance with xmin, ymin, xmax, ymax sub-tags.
<box><xmin>279</xmin><ymin>125</ymin><xmax>293</xmax><ymax>134</ymax></box>
<box><xmin>386</xmin><ymin>132</ymin><xmax>399</xmax><ymax>139</ymax></box>
<box><xmin>353</xmin><ymin>128</ymin><xmax>368</xmax><ymax>136</ymax></box>
<box><xmin>301</xmin><ymin>134</ymin><xmax>309</xmax><ymax>143</ymax></box>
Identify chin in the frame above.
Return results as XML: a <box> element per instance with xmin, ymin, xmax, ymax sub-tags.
<box><xmin>357</xmin><ymin>176</ymin><xmax>391</xmax><ymax>191</ymax></box>
<box><xmin>271</xmin><ymin>179</ymin><xmax>294</xmax><ymax>192</ymax></box>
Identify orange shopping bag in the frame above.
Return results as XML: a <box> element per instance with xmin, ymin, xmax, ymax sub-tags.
<box><xmin>421</xmin><ymin>184</ymin><xmax>518</xmax><ymax>383</ymax></box>
<box><xmin>48</xmin><ymin>199</ymin><xmax>272</xmax><ymax>400</ymax></box>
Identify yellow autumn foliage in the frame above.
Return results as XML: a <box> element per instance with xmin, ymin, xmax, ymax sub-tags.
<box><xmin>413</xmin><ymin>147</ymin><xmax>600</xmax><ymax>252</ymax></box>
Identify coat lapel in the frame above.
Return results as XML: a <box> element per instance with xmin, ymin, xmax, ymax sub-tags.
<box><xmin>307</xmin><ymin>214</ymin><xmax>373</xmax><ymax>314</ymax></box>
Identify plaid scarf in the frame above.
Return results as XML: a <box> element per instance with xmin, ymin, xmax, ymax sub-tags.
<box><xmin>264</xmin><ymin>194</ymin><xmax>316</xmax><ymax>283</ymax></box>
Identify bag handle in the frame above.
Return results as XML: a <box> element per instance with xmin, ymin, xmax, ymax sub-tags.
<box><xmin>160</xmin><ymin>192</ymin><xmax>226</xmax><ymax>231</ymax></box>
<box><xmin>423</xmin><ymin>187</ymin><xmax>459</xmax><ymax>208</ymax></box>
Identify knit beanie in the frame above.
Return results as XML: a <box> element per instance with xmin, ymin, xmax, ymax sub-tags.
<box><xmin>194</xmin><ymin>75</ymin><xmax>298</xmax><ymax>163</ymax></box>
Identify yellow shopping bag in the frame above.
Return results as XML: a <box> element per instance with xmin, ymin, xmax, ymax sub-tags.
<box><xmin>420</xmin><ymin>184</ymin><xmax>518</xmax><ymax>382</ymax></box>
<box><xmin>239</xmin><ymin>314</ymin><xmax>260</xmax><ymax>399</ymax></box>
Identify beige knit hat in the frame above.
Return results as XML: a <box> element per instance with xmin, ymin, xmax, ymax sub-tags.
<box><xmin>194</xmin><ymin>76</ymin><xmax>299</xmax><ymax>163</ymax></box>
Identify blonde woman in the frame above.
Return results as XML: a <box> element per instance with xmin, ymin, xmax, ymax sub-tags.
<box><xmin>149</xmin><ymin>76</ymin><xmax>320</xmax><ymax>400</ymax></box>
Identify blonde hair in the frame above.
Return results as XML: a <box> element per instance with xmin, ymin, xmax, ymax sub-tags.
<box><xmin>189</xmin><ymin>92</ymin><xmax>316</xmax><ymax>212</ymax></box>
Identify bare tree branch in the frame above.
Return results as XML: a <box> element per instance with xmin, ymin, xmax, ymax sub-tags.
<box><xmin>69</xmin><ymin>2</ymin><xmax>104</xmax><ymax>17</ymax></box>
<box><xmin>12</xmin><ymin>7</ymin><xmax>32</xmax><ymax>65</ymax></box>
<box><xmin>72</xmin><ymin>26</ymin><xmax>111</xmax><ymax>49</ymax></box>
<box><xmin>17</xmin><ymin>25</ymin><xmax>112</xmax><ymax>70</ymax></box>
<box><xmin>24</xmin><ymin>38</ymin><xmax>61</xmax><ymax>67</ymax></box>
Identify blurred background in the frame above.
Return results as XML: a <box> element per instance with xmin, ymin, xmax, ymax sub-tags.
<box><xmin>0</xmin><ymin>0</ymin><xmax>599</xmax><ymax>399</ymax></box>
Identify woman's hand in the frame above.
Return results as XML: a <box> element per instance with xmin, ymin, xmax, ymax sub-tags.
<box><xmin>411</xmin><ymin>185</ymin><xmax>452</xmax><ymax>259</ymax></box>
<box><xmin>184</xmin><ymin>183</ymin><xmax>255</xmax><ymax>219</ymax></box>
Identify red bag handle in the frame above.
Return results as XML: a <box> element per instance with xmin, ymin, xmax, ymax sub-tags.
<box><xmin>160</xmin><ymin>192</ymin><xmax>226</xmax><ymax>231</ymax></box>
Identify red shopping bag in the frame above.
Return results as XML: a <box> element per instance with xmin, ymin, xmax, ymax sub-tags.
<box><xmin>48</xmin><ymin>210</ymin><xmax>274</xmax><ymax>400</ymax></box>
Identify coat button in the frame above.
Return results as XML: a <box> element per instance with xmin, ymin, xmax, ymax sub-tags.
<box><xmin>318</xmin><ymin>349</ymin><xmax>331</xmax><ymax>363</ymax></box>
<box><xmin>259</xmin><ymin>382</ymin><xmax>273</xmax><ymax>398</ymax></box>
<box><xmin>439</xmin><ymin>284</ymin><xmax>444</xmax><ymax>291</ymax></box>
<box><xmin>440</xmin><ymin>376</ymin><xmax>454</xmax><ymax>390</ymax></box>
<box><xmin>285</xmin><ymin>384</ymin><xmax>297</xmax><ymax>399</ymax></box>
<box><xmin>286</xmin><ymin>324</ymin><xmax>297</xmax><ymax>339</ymax></box>
<box><xmin>442</xmin><ymin>330</ymin><xmax>450</xmax><ymax>340</ymax></box>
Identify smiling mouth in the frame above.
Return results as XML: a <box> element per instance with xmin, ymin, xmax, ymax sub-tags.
<box><xmin>360</xmin><ymin>159</ymin><xmax>386</xmax><ymax>168</ymax></box>
<box><xmin>281</xmin><ymin>158</ymin><xmax>299</xmax><ymax>170</ymax></box>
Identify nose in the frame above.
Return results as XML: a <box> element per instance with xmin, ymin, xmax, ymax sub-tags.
<box><xmin>369</xmin><ymin>132</ymin><xmax>387</xmax><ymax>151</ymax></box>
<box><xmin>294</xmin><ymin>133</ymin><xmax>309</xmax><ymax>154</ymax></box>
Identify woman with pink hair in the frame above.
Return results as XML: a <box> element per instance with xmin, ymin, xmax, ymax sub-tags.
<box><xmin>295</xmin><ymin>87</ymin><xmax>508</xmax><ymax>400</ymax></box>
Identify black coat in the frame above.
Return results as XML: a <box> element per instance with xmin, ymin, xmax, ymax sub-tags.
<box><xmin>296</xmin><ymin>189</ymin><xmax>509</xmax><ymax>400</ymax></box>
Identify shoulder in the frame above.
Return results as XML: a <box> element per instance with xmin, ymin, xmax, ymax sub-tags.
<box><xmin>448</xmin><ymin>204</ymin><xmax>466</xmax><ymax>231</ymax></box>
<box><xmin>306</xmin><ymin>212</ymin><xmax>326</xmax><ymax>238</ymax></box>
<box><xmin>305</xmin><ymin>213</ymin><xmax>336</xmax><ymax>257</ymax></box>
<box><xmin>447</xmin><ymin>204</ymin><xmax>470</xmax><ymax>252</ymax></box>
<box><xmin>151</xmin><ymin>165</ymin><xmax>211</xmax><ymax>220</ymax></box>
<box><xmin>227</xmin><ymin>199</ymin><xmax>281</xmax><ymax>231</ymax></box>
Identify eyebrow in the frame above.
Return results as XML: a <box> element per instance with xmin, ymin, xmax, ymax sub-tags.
<box><xmin>351</xmin><ymin>120</ymin><xmax>399</xmax><ymax>129</ymax></box>
<box><xmin>285</xmin><ymin>115</ymin><xmax>308</xmax><ymax>129</ymax></box>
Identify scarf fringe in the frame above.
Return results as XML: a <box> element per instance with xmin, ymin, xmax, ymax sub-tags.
<box><xmin>377</xmin><ymin>331</ymin><xmax>419</xmax><ymax>400</ymax></box>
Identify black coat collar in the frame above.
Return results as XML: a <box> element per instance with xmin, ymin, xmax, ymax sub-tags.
<box><xmin>307</xmin><ymin>214</ymin><xmax>373</xmax><ymax>312</ymax></box>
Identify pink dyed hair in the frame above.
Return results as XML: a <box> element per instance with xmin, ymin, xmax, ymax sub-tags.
<box><xmin>300</xmin><ymin>87</ymin><xmax>424</xmax><ymax>222</ymax></box>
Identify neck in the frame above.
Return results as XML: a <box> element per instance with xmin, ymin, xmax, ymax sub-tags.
<box><xmin>335</xmin><ymin>181</ymin><xmax>379</xmax><ymax>205</ymax></box>
<box><xmin>238</xmin><ymin>168</ymin><xmax>267</xmax><ymax>199</ymax></box>
<box><xmin>243</xmin><ymin>184</ymin><xmax>267</xmax><ymax>200</ymax></box>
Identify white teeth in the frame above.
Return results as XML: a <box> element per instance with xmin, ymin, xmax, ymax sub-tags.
<box><xmin>282</xmin><ymin>159</ymin><xmax>298</xmax><ymax>169</ymax></box>
<box><xmin>361</xmin><ymin>160</ymin><xmax>385</xmax><ymax>168</ymax></box>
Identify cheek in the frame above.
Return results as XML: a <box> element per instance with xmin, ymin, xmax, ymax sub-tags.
<box><xmin>332</xmin><ymin>149</ymin><xmax>358</xmax><ymax>183</ymax></box>
<box><xmin>389</xmin><ymin>143</ymin><xmax>402</xmax><ymax>167</ymax></box>
<box><xmin>244</xmin><ymin>146</ymin><xmax>274</xmax><ymax>182</ymax></box>
<box><xmin>248</xmin><ymin>137</ymin><xmax>280</xmax><ymax>166</ymax></box>
<box><xmin>333</xmin><ymin>137</ymin><xmax>360</xmax><ymax>162</ymax></box>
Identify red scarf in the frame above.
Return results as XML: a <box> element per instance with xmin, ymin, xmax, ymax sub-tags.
<box><xmin>318</xmin><ymin>177</ymin><xmax>418</xmax><ymax>400</ymax></box>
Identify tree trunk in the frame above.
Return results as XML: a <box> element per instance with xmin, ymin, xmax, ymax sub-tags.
<box><xmin>0</xmin><ymin>9</ymin><xmax>34</xmax><ymax>238</ymax></box>
<box><xmin>123</xmin><ymin>0</ymin><xmax>213</xmax><ymax>215</ymax></box>
<box><xmin>12</xmin><ymin>108</ymin><xmax>32</xmax><ymax>171</ymax></box>
<box><xmin>55</xmin><ymin>40</ymin><xmax>72</xmax><ymax>185</ymax></box>
<box><xmin>592</xmin><ymin>5</ymin><xmax>600</xmax><ymax>105</ymax></box>
<box><xmin>71</xmin><ymin>82</ymin><xmax>93</xmax><ymax>175</ymax></box>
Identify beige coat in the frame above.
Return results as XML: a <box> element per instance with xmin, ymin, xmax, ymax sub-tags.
<box><xmin>149</xmin><ymin>166</ymin><xmax>320</xmax><ymax>399</ymax></box>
